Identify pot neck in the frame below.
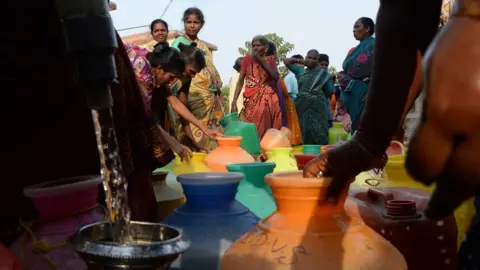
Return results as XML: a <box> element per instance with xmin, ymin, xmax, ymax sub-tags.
<box><xmin>227</xmin><ymin>163</ymin><xmax>275</xmax><ymax>188</ymax></box>
<box><xmin>272</xmin><ymin>185</ymin><xmax>347</xmax><ymax>217</ymax></box>
<box><xmin>180</xmin><ymin>181</ymin><xmax>247</xmax><ymax>215</ymax></box>
<box><xmin>333</xmin><ymin>122</ymin><xmax>344</xmax><ymax>129</ymax></box>
<box><xmin>219</xmin><ymin>113</ymin><xmax>240</xmax><ymax>127</ymax></box>
<box><xmin>271</xmin><ymin>148</ymin><xmax>293</xmax><ymax>156</ymax></box>
<box><xmin>182</xmin><ymin>181</ymin><xmax>238</xmax><ymax>206</ymax></box>
<box><xmin>217</xmin><ymin>137</ymin><xmax>242</xmax><ymax>148</ymax></box>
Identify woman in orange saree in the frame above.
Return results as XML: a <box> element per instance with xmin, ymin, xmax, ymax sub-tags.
<box><xmin>231</xmin><ymin>35</ymin><xmax>282</xmax><ymax>139</ymax></box>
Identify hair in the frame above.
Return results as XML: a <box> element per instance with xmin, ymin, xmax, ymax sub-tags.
<box><xmin>307</xmin><ymin>49</ymin><xmax>320</xmax><ymax>57</ymax></box>
<box><xmin>177</xmin><ymin>42</ymin><xmax>206</xmax><ymax>71</ymax></box>
<box><xmin>147</xmin><ymin>42</ymin><xmax>185</xmax><ymax>75</ymax></box>
<box><xmin>291</xmin><ymin>54</ymin><xmax>304</xmax><ymax>60</ymax></box>
<box><xmin>182</xmin><ymin>7</ymin><xmax>205</xmax><ymax>26</ymax></box>
<box><xmin>251</xmin><ymin>35</ymin><xmax>269</xmax><ymax>46</ymax></box>
<box><xmin>150</xmin><ymin>19</ymin><xmax>169</xmax><ymax>34</ymax></box>
<box><xmin>358</xmin><ymin>17</ymin><xmax>375</xmax><ymax>36</ymax></box>
<box><xmin>319</xmin><ymin>54</ymin><xmax>329</xmax><ymax>63</ymax></box>
<box><xmin>233</xmin><ymin>57</ymin><xmax>244</xmax><ymax>72</ymax></box>
<box><xmin>266</xmin><ymin>42</ymin><xmax>277</xmax><ymax>56</ymax></box>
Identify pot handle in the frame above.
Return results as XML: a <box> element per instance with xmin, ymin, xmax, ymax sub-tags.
<box><xmin>390</xmin><ymin>140</ymin><xmax>405</xmax><ymax>155</ymax></box>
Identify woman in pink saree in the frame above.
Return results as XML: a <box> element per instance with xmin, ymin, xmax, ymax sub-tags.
<box><xmin>231</xmin><ymin>35</ymin><xmax>282</xmax><ymax>138</ymax></box>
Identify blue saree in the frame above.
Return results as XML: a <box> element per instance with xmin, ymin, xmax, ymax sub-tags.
<box><xmin>287</xmin><ymin>64</ymin><xmax>334</xmax><ymax>145</ymax></box>
<box><xmin>340</xmin><ymin>36</ymin><xmax>375</xmax><ymax>133</ymax></box>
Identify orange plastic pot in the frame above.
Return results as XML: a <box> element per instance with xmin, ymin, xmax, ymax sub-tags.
<box><xmin>221</xmin><ymin>172</ymin><xmax>407</xmax><ymax>270</ymax></box>
<box><xmin>205</xmin><ymin>136</ymin><xmax>255</xmax><ymax>172</ymax></box>
<box><xmin>260</xmin><ymin>129</ymin><xmax>291</xmax><ymax>154</ymax></box>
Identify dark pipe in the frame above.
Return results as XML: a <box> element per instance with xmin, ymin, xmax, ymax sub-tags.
<box><xmin>355</xmin><ymin>0</ymin><xmax>443</xmax><ymax>157</ymax></box>
<box><xmin>54</xmin><ymin>0</ymin><xmax>118</xmax><ymax>109</ymax></box>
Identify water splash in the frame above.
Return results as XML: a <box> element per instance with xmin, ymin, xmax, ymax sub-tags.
<box><xmin>92</xmin><ymin>108</ymin><xmax>131</xmax><ymax>243</ymax></box>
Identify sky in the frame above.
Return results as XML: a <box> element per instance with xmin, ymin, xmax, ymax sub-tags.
<box><xmin>111</xmin><ymin>0</ymin><xmax>380</xmax><ymax>85</ymax></box>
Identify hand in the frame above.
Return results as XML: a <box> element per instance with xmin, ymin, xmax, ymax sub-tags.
<box><xmin>405</xmin><ymin>17</ymin><xmax>480</xmax><ymax>220</ymax></box>
<box><xmin>231</xmin><ymin>101</ymin><xmax>238</xmax><ymax>113</ymax></box>
<box><xmin>204</xmin><ymin>128</ymin><xmax>223</xmax><ymax>139</ymax></box>
<box><xmin>252</xmin><ymin>51</ymin><xmax>261</xmax><ymax>61</ymax></box>
<box><xmin>303</xmin><ymin>137</ymin><xmax>387</xmax><ymax>203</ymax></box>
<box><xmin>172</xmin><ymin>142</ymin><xmax>192</xmax><ymax>162</ymax></box>
<box><xmin>194</xmin><ymin>140</ymin><xmax>207</xmax><ymax>152</ymax></box>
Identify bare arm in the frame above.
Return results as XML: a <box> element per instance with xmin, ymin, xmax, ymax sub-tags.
<box><xmin>283</xmin><ymin>58</ymin><xmax>304</xmax><ymax>66</ymax></box>
<box><xmin>177</xmin><ymin>90</ymin><xmax>196</xmax><ymax>143</ymax></box>
<box><xmin>256</xmin><ymin>57</ymin><xmax>279</xmax><ymax>80</ymax></box>
<box><xmin>167</xmin><ymin>95</ymin><xmax>208</xmax><ymax>134</ymax></box>
<box><xmin>283</xmin><ymin>58</ymin><xmax>305</xmax><ymax>76</ymax></box>
<box><xmin>158</xmin><ymin>125</ymin><xmax>179</xmax><ymax>149</ymax></box>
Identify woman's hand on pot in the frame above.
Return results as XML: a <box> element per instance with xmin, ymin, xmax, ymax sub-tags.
<box><xmin>172</xmin><ymin>142</ymin><xmax>193</xmax><ymax>161</ymax></box>
<box><xmin>303</xmin><ymin>138</ymin><xmax>387</xmax><ymax>203</ymax></box>
<box><xmin>405</xmin><ymin>16</ymin><xmax>480</xmax><ymax>220</ymax></box>
<box><xmin>204</xmin><ymin>128</ymin><xmax>223</xmax><ymax>139</ymax></box>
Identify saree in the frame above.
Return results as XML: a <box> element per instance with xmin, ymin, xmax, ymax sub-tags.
<box><xmin>171</xmin><ymin>36</ymin><xmax>225</xmax><ymax>151</ymax></box>
<box><xmin>288</xmin><ymin>64</ymin><xmax>333</xmax><ymax>145</ymax></box>
<box><xmin>277</xmin><ymin>78</ymin><xmax>303</xmax><ymax>145</ymax></box>
<box><xmin>275</xmin><ymin>79</ymin><xmax>288</xmax><ymax>127</ymax></box>
<box><xmin>124</xmin><ymin>43</ymin><xmax>178</xmax><ymax>141</ymax></box>
<box><xmin>239</xmin><ymin>55</ymin><xmax>282</xmax><ymax>139</ymax></box>
<box><xmin>340</xmin><ymin>36</ymin><xmax>375</xmax><ymax>133</ymax></box>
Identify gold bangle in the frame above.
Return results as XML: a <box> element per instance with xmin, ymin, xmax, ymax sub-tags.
<box><xmin>452</xmin><ymin>0</ymin><xmax>480</xmax><ymax>17</ymax></box>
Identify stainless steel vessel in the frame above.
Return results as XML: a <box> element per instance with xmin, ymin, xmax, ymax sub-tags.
<box><xmin>69</xmin><ymin>221</ymin><xmax>190</xmax><ymax>269</ymax></box>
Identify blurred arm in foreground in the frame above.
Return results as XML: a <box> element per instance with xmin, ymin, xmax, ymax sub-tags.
<box><xmin>304</xmin><ymin>0</ymin><xmax>480</xmax><ymax>222</ymax></box>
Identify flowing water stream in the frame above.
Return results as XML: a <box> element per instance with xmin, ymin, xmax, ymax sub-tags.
<box><xmin>91</xmin><ymin>108</ymin><xmax>132</xmax><ymax>243</ymax></box>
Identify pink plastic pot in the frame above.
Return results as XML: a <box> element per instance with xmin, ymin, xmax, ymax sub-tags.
<box><xmin>23</xmin><ymin>175</ymin><xmax>103</xmax><ymax>219</ymax></box>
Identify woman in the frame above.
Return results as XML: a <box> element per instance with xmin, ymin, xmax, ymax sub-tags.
<box><xmin>170</xmin><ymin>7</ymin><xmax>225</xmax><ymax>151</ymax></box>
<box><xmin>283</xmin><ymin>50</ymin><xmax>334</xmax><ymax>145</ymax></box>
<box><xmin>228</xmin><ymin>57</ymin><xmax>245</xmax><ymax>113</ymax></box>
<box><xmin>266</xmin><ymin>42</ymin><xmax>287</xmax><ymax>127</ymax></box>
<box><xmin>146</xmin><ymin>18</ymin><xmax>222</xmax><ymax>151</ymax></box>
<box><xmin>125</xmin><ymin>42</ymin><xmax>190</xmax><ymax>160</ymax></box>
<box><xmin>150</xmin><ymin>19</ymin><xmax>169</xmax><ymax>43</ymax></box>
<box><xmin>231</xmin><ymin>35</ymin><xmax>282</xmax><ymax>139</ymax></box>
<box><xmin>125</xmin><ymin>41</ymin><xmax>221</xmax><ymax>159</ymax></box>
<box><xmin>340</xmin><ymin>17</ymin><xmax>375</xmax><ymax>133</ymax></box>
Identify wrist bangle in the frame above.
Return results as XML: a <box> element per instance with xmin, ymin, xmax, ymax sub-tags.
<box><xmin>452</xmin><ymin>0</ymin><xmax>480</xmax><ymax>17</ymax></box>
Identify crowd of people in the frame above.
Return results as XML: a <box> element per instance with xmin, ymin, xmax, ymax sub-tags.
<box><xmin>126</xmin><ymin>7</ymin><xmax>380</xmax><ymax>159</ymax></box>
<box><xmin>4</xmin><ymin>0</ymin><xmax>480</xmax><ymax>267</ymax></box>
<box><xmin>228</xmin><ymin>17</ymin><xmax>376</xmax><ymax>145</ymax></box>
